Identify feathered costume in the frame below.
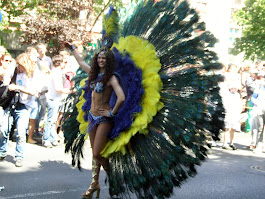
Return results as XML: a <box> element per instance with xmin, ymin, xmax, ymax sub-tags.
<box><xmin>63</xmin><ymin>0</ymin><xmax>225</xmax><ymax>198</ymax></box>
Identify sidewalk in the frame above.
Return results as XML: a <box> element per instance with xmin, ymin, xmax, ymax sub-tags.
<box><xmin>217</xmin><ymin>131</ymin><xmax>264</xmax><ymax>151</ymax></box>
<box><xmin>210</xmin><ymin>131</ymin><xmax>265</xmax><ymax>163</ymax></box>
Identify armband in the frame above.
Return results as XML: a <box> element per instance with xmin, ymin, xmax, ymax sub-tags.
<box><xmin>108</xmin><ymin>110</ymin><xmax>117</xmax><ymax>117</ymax></box>
<box><xmin>68</xmin><ymin>45</ymin><xmax>76</xmax><ymax>52</ymax></box>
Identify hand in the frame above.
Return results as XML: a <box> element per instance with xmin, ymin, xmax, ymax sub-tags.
<box><xmin>98</xmin><ymin>109</ymin><xmax>111</xmax><ymax>117</ymax></box>
<box><xmin>62</xmin><ymin>88</ymin><xmax>71</xmax><ymax>94</ymax></box>
<box><xmin>71</xmin><ymin>88</ymin><xmax>77</xmax><ymax>93</ymax></box>
<box><xmin>8</xmin><ymin>84</ymin><xmax>21</xmax><ymax>91</ymax></box>
<box><xmin>62</xmin><ymin>41</ymin><xmax>72</xmax><ymax>49</ymax></box>
<box><xmin>66</xmin><ymin>88</ymin><xmax>72</xmax><ymax>94</ymax></box>
<box><xmin>0</xmin><ymin>74</ymin><xmax>4</xmax><ymax>82</ymax></box>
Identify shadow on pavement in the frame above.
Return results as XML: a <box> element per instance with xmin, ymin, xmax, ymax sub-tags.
<box><xmin>0</xmin><ymin>160</ymin><xmax>110</xmax><ymax>199</ymax></box>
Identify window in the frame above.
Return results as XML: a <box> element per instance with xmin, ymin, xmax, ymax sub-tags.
<box><xmin>229</xmin><ymin>28</ymin><xmax>240</xmax><ymax>46</ymax></box>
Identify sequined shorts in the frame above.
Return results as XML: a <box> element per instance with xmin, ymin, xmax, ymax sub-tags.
<box><xmin>88</xmin><ymin>111</ymin><xmax>113</xmax><ymax>132</ymax></box>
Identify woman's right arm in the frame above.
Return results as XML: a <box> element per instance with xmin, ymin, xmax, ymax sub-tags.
<box><xmin>64</xmin><ymin>41</ymin><xmax>90</xmax><ymax>74</ymax></box>
<box><xmin>71</xmin><ymin>50</ymin><xmax>90</xmax><ymax>74</ymax></box>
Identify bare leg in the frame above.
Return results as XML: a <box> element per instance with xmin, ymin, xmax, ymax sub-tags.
<box><xmin>93</xmin><ymin>123</ymin><xmax>112</xmax><ymax>171</ymax></box>
<box><xmin>56</xmin><ymin>112</ymin><xmax>63</xmax><ymax>133</ymax></box>
<box><xmin>222</xmin><ymin>128</ymin><xmax>229</xmax><ymax>147</ymax></box>
<box><xmin>28</xmin><ymin>119</ymin><xmax>37</xmax><ymax>144</ymax></box>
<box><xmin>89</xmin><ymin>127</ymin><xmax>97</xmax><ymax>149</ymax></box>
<box><xmin>229</xmin><ymin>128</ymin><xmax>237</xmax><ymax>150</ymax></box>
<box><xmin>82</xmin><ymin>124</ymin><xmax>111</xmax><ymax>199</ymax></box>
<box><xmin>229</xmin><ymin>128</ymin><xmax>235</xmax><ymax>144</ymax></box>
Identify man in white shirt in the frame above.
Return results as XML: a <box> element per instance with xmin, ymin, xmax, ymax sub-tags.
<box><xmin>36</xmin><ymin>43</ymin><xmax>52</xmax><ymax>131</ymax></box>
<box><xmin>42</xmin><ymin>55</ymin><xmax>71</xmax><ymax>148</ymax></box>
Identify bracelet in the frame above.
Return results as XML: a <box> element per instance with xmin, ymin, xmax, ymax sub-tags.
<box><xmin>108</xmin><ymin>110</ymin><xmax>117</xmax><ymax>117</ymax></box>
<box><xmin>68</xmin><ymin>45</ymin><xmax>76</xmax><ymax>52</ymax></box>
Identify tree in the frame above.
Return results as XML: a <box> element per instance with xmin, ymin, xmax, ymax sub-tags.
<box><xmin>20</xmin><ymin>0</ymin><xmax>92</xmax><ymax>55</ymax></box>
<box><xmin>0</xmin><ymin>0</ymin><xmax>41</xmax><ymax>45</ymax></box>
<box><xmin>1</xmin><ymin>0</ymin><xmax>127</xmax><ymax>55</ymax></box>
<box><xmin>0</xmin><ymin>1</ymin><xmax>44</xmax><ymax>30</ymax></box>
<box><xmin>232</xmin><ymin>0</ymin><xmax>265</xmax><ymax>61</ymax></box>
<box><xmin>20</xmin><ymin>0</ymin><xmax>127</xmax><ymax>55</ymax></box>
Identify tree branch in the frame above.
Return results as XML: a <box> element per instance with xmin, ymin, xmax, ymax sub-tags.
<box><xmin>89</xmin><ymin>0</ymin><xmax>112</xmax><ymax>33</ymax></box>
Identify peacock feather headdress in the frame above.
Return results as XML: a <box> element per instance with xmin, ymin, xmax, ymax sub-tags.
<box><xmin>102</xmin><ymin>6</ymin><xmax>120</xmax><ymax>49</ymax></box>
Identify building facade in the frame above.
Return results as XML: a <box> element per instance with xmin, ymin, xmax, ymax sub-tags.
<box><xmin>189</xmin><ymin>0</ymin><xmax>245</xmax><ymax>66</ymax></box>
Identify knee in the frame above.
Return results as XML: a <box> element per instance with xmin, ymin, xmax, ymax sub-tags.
<box><xmin>93</xmin><ymin>152</ymin><xmax>102</xmax><ymax>161</ymax></box>
<box><xmin>17</xmin><ymin>133</ymin><xmax>26</xmax><ymax>143</ymax></box>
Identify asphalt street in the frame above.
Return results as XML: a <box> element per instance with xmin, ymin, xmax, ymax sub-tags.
<box><xmin>0</xmin><ymin>132</ymin><xmax>265</xmax><ymax>199</ymax></box>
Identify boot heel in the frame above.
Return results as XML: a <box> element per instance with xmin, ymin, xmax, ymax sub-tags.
<box><xmin>96</xmin><ymin>188</ymin><xmax>100</xmax><ymax>198</ymax></box>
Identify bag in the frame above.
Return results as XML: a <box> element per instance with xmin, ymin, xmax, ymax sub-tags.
<box><xmin>0</xmin><ymin>68</ymin><xmax>17</xmax><ymax>109</ymax></box>
<box><xmin>63</xmin><ymin>72</ymin><xmax>74</xmax><ymax>89</ymax></box>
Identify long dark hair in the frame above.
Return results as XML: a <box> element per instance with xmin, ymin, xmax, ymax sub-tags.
<box><xmin>88</xmin><ymin>48</ymin><xmax>115</xmax><ymax>87</ymax></box>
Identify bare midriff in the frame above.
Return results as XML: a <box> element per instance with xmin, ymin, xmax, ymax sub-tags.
<box><xmin>90</xmin><ymin>85</ymin><xmax>113</xmax><ymax>116</ymax></box>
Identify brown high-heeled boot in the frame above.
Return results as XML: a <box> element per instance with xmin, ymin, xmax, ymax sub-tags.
<box><xmin>82</xmin><ymin>159</ymin><xmax>101</xmax><ymax>199</ymax></box>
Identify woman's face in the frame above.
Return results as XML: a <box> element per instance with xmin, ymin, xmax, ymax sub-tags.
<box><xmin>37</xmin><ymin>45</ymin><xmax>46</xmax><ymax>56</ymax></box>
<box><xmin>30</xmin><ymin>49</ymin><xmax>39</xmax><ymax>62</ymax></box>
<box><xmin>2</xmin><ymin>55</ymin><xmax>12</xmax><ymax>70</ymax></box>
<box><xmin>97</xmin><ymin>51</ymin><xmax>106</xmax><ymax>68</ymax></box>
<box><xmin>62</xmin><ymin>55</ymin><xmax>69</xmax><ymax>69</ymax></box>
<box><xmin>17</xmin><ymin>63</ymin><xmax>26</xmax><ymax>73</ymax></box>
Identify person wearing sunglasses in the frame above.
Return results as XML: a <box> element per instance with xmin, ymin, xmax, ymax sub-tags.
<box><xmin>0</xmin><ymin>54</ymin><xmax>15</xmax><ymax>85</ymax></box>
<box><xmin>0</xmin><ymin>53</ymin><xmax>16</xmax><ymax>163</ymax></box>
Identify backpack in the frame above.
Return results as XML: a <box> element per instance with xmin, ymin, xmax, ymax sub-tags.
<box><xmin>0</xmin><ymin>67</ymin><xmax>18</xmax><ymax>109</ymax></box>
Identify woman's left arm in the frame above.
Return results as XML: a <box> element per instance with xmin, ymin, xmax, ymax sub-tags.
<box><xmin>108</xmin><ymin>75</ymin><xmax>125</xmax><ymax>115</ymax></box>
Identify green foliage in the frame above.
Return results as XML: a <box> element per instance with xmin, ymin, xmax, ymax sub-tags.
<box><xmin>19</xmin><ymin>0</ymin><xmax>93</xmax><ymax>55</ymax></box>
<box><xmin>1</xmin><ymin>0</ymin><xmax>129</xmax><ymax>56</ymax></box>
<box><xmin>0</xmin><ymin>0</ymin><xmax>41</xmax><ymax>29</ymax></box>
<box><xmin>232</xmin><ymin>0</ymin><xmax>265</xmax><ymax>61</ymax></box>
<box><xmin>0</xmin><ymin>35</ymin><xmax>6</xmax><ymax>46</ymax></box>
<box><xmin>94</xmin><ymin>0</ymin><xmax>124</xmax><ymax>14</ymax></box>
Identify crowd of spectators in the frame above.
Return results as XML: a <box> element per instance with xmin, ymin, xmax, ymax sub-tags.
<box><xmin>218</xmin><ymin>61</ymin><xmax>265</xmax><ymax>153</ymax></box>
<box><xmin>0</xmin><ymin>42</ymin><xmax>82</xmax><ymax>167</ymax></box>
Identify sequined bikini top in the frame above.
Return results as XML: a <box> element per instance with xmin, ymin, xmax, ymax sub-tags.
<box><xmin>90</xmin><ymin>73</ymin><xmax>104</xmax><ymax>93</ymax></box>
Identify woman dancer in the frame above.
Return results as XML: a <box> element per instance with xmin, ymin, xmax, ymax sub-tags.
<box><xmin>64</xmin><ymin>41</ymin><xmax>125</xmax><ymax>198</ymax></box>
